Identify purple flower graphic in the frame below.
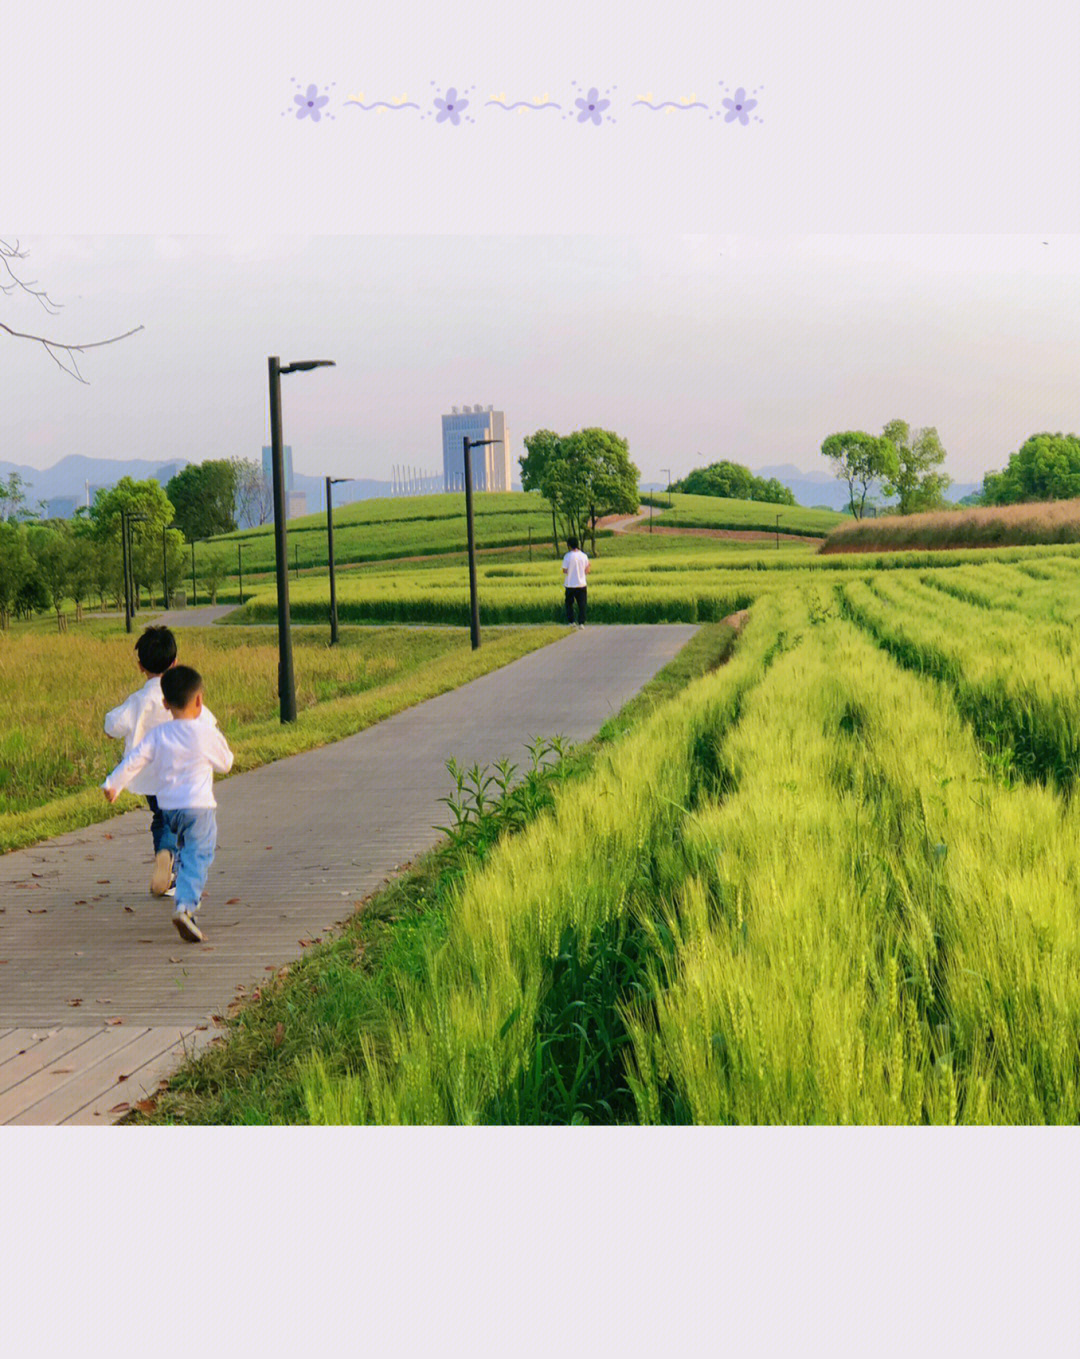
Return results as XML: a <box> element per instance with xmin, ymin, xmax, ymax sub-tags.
<box><xmin>721</xmin><ymin>88</ymin><xmax>757</xmax><ymax>125</ymax></box>
<box><xmin>294</xmin><ymin>84</ymin><xmax>330</xmax><ymax>122</ymax></box>
<box><xmin>434</xmin><ymin>88</ymin><xmax>469</xmax><ymax>124</ymax></box>
<box><xmin>575</xmin><ymin>87</ymin><xmax>610</xmax><ymax>125</ymax></box>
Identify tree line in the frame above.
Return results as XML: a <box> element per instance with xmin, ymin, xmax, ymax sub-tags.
<box><xmin>0</xmin><ymin>457</ymin><xmax>268</xmax><ymax>629</ymax></box>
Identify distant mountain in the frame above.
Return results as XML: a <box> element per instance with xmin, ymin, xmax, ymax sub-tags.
<box><xmin>0</xmin><ymin>455</ymin><xmax>394</xmax><ymax>519</ymax></box>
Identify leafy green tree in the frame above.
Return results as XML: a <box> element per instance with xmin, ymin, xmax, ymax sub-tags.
<box><xmin>881</xmin><ymin>420</ymin><xmax>952</xmax><ymax>513</ymax></box>
<box><xmin>0</xmin><ymin>520</ymin><xmax>32</xmax><ymax>628</ymax></box>
<box><xmin>29</xmin><ymin>526</ymin><xmax>74</xmax><ymax>627</ymax></box>
<box><xmin>530</xmin><ymin>428</ymin><xmax>639</xmax><ymax>555</ymax></box>
<box><xmin>166</xmin><ymin>460</ymin><xmax>238</xmax><ymax>541</ymax></box>
<box><xmin>820</xmin><ymin>431</ymin><xmax>898</xmax><ymax>519</ymax></box>
<box><xmin>90</xmin><ymin>476</ymin><xmax>174</xmax><ymax>541</ymax></box>
<box><xmin>673</xmin><ymin>460</ymin><xmax>796</xmax><ymax>505</ymax></box>
<box><xmin>980</xmin><ymin>433</ymin><xmax>1080</xmax><ymax>505</ymax></box>
<box><xmin>199</xmin><ymin>548</ymin><xmax>229</xmax><ymax>604</ymax></box>
<box><xmin>520</xmin><ymin>429</ymin><xmax>563</xmax><ymax>553</ymax></box>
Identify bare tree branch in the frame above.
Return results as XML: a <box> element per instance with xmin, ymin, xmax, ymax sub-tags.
<box><xmin>1</xmin><ymin>239</ymin><xmax>143</xmax><ymax>381</ymax></box>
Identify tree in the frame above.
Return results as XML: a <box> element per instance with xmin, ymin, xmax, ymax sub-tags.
<box><xmin>0</xmin><ymin>472</ymin><xmax>28</xmax><ymax>522</ymax></box>
<box><xmin>520</xmin><ymin>429</ymin><xmax>563</xmax><ymax>553</ymax></box>
<box><xmin>166</xmin><ymin>460</ymin><xmax>238</xmax><ymax>541</ymax></box>
<box><xmin>820</xmin><ymin>431</ymin><xmax>898</xmax><ymax>519</ymax></box>
<box><xmin>673</xmin><ymin>460</ymin><xmax>797</xmax><ymax>505</ymax></box>
<box><xmin>980</xmin><ymin>433</ymin><xmax>1080</xmax><ymax>505</ymax></box>
<box><xmin>531</xmin><ymin>427</ymin><xmax>640</xmax><ymax>555</ymax></box>
<box><xmin>90</xmin><ymin>477</ymin><xmax>175</xmax><ymax>542</ymax></box>
<box><xmin>199</xmin><ymin>549</ymin><xmax>229</xmax><ymax>604</ymax></box>
<box><xmin>881</xmin><ymin>420</ymin><xmax>952</xmax><ymax>513</ymax></box>
<box><xmin>232</xmin><ymin>457</ymin><xmax>274</xmax><ymax>528</ymax></box>
<box><xmin>0</xmin><ymin>520</ymin><xmax>32</xmax><ymax>628</ymax></box>
<box><xmin>2</xmin><ymin>238</ymin><xmax>143</xmax><ymax>381</ymax></box>
<box><xmin>30</xmin><ymin>526</ymin><xmax>74</xmax><ymax>629</ymax></box>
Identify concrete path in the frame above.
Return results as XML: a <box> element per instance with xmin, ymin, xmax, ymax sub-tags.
<box><xmin>149</xmin><ymin>604</ymin><xmax>238</xmax><ymax>627</ymax></box>
<box><xmin>0</xmin><ymin>623</ymin><xmax>697</xmax><ymax>1123</ymax></box>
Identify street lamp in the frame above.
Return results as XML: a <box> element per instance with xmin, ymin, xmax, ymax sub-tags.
<box><xmin>326</xmin><ymin>476</ymin><xmax>353</xmax><ymax>645</ymax></box>
<box><xmin>236</xmin><ymin>541</ymin><xmax>246</xmax><ymax>605</ymax></box>
<box><xmin>190</xmin><ymin>539</ymin><xmax>197</xmax><ymax>608</ymax></box>
<box><xmin>775</xmin><ymin>514</ymin><xmax>781</xmax><ymax>550</ymax></box>
<box><xmin>162</xmin><ymin>527</ymin><xmax>170</xmax><ymax>609</ymax></box>
<box><xmin>268</xmin><ymin>356</ymin><xmax>336</xmax><ymax>722</ymax></box>
<box><xmin>661</xmin><ymin>468</ymin><xmax>672</xmax><ymax>509</ymax></box>
<box><xmin>462</xmin><ymin>435</ymin><xmax>502</xmax><ymax>650</ymax></box>
<box><xmin>120</xmin><ymin>509</ymin><xmax>148</xmax><ymax>634</ymax></box>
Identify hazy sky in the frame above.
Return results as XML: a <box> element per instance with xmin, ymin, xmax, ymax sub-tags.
<box><xmin>3</xmin><ymin>234</ymin><xmax>1078</xmax><ymax>486</ymax></box>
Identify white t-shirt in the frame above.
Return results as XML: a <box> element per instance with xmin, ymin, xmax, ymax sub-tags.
<box><xmin>562</xmin><ymin>549</ymin><xmax>589</xmax><ymax>589</ymax></box>
<box><xmin>104</xmin><ymin>676</ymin><xmax>218</xmax><ymax>795</ymax></box>
<box><xmin>103</xmin><ymin>718</ymin><xmax>234</xmax><ymax>810</ymax></box>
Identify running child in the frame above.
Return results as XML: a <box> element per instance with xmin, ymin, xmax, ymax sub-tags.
<box><xmin>103</xmin><ymin>665</ymin><xmax>233</xmax><ymax>943</ymax></box>
<box><xmin>104</xmin><ymin>625</ymin><xmax>215</xmax><ymax>896</ymax></box>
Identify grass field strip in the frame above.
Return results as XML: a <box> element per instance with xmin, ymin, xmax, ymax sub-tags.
<box><xmin>839</xmin><ymin>572</ymin><xmax>1080</xmax><ymax>792</ymax></box>
<box><xmin>625</xmin><ymin>612</ymin><xmax>1080</xmax><ymax>1124</ymax></box>
<box><xmin>298</xmin><ymin>595</ymin><xmax>795</xmax><ymax>1123</ymax></box>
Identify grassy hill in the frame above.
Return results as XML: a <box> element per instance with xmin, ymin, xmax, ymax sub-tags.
<box><xmin>204</xmin><ymin>492</ymin><xmax>567</xmax><ymax>574</ymax></box>
<box><xmin>641</xmin><ymin>491</ymin><xmax>846</xmax><ymax>537</ymax></box>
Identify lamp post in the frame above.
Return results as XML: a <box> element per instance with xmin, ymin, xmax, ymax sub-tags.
<box><xmin>775</xmin><ymin>514</ymin><xmax>781</xmax><ymax>550</ymax></box>
<box><xmin>268</xmin><ymin>356</ymin><xmax>335</xmax><ymax>722</ymax></box>
<box><xmin>237</xmin><ymin>542</ymin><xmax>246</xmax><ymax>605</ymax></box>
<box><xmin>120</xmin><ymin>509</ymin><xmax>147</xmax><ymax>633</ymax></box>
<box><xmin>326</xmin><ymin>476</ymin><xmax>353</xmax><ymax>645</ymax></box>
<box><xmin>662</xmin><ymin>468</ymin><xmax>672</xmax><ymax>509</ymax></box>
<box><xmin>162</xmin><ymin>528</ymin><xmax>169</xmax><ymax>609</ymax></box>
<box><xmin>190</xmin><ymin>540</ymin><xmax>197</xmax><ymax>608</ymax></box>
<box><xmin>462</xmin><ymin>435</ymin><xmax>502</xmax><ymax>650</ymax></box>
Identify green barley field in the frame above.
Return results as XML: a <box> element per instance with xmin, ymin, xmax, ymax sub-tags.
<box><xmin>136</xmin><ymin>545</ymin><xmax>1080</xmax><ymax>1124</ymax></box>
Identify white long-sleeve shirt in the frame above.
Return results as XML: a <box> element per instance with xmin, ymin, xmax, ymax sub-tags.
<box><xmin>104</xmin><ymin>677</ymin><xmax>217</xmax><ymax>795</ymax></box>
<box><xmin>103</xmin><ymin>718</ymin><xmax>234</xmax><ymax>810</ymax></box>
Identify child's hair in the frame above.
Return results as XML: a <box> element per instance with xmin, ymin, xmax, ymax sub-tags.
<box><xmin>134</xmin><ymin>626</ymin><xmax>177</xmax><ymax>675</ymax></box>
<box><xmin>161</xmin><ymin>664</ymin><xmax>203</xmax><ymax>711</ymax></box>
<box><xmin>567</xmin><ymin>537</ymin><xmax>579</xmax><ymax>551</ymax></box>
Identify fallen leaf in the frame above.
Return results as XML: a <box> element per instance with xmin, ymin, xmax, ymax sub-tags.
<box><xmin>96</xmin><ymin>880</ymin><xmax>110</xmax><ymax>884</ymax></box>
<box><xmin>225</xmin><ymin>897</ymin><xmax>240</xmax><ymax>905</ymax></box>
<box><xmin>32</xmin><ymin>872</ymin><xmax>43</xmax><ymax>878</ymax></box>
<box><xmin>103</xmin><ymin>834</ymin><xmax>114</xmax><ymax>840</ymax></box>
<box><xmin>108</xmin><ymin>1102</ymin><xmax>131</xmax><ymax>1115</ymax></box>
<box><xmin>169</xmin><ymin>957</ymin><xmax>182</xmax><ymax>963</ymax></box>
<box><xmin>116</xmin><ymin>1073</ymin><xmax>129</xmax><ymax>1082</ymax></box>
<box><xmin>264</xmin><ymin>966</ymin><xmax>276</xmax><ymax>972</ymax></box>
<box><xmin>74</xmin><ymin>951</ymin><xmax>84</xmax><ymax>957</ymax></box>
<box><xmin>74</xmin><ymin>900</ymin><xmax>87</xmax><ymax>905</ymax></box>
<box><xmin>124</xmin><ymin>906</ymin><xmax>135</xmax><ymax>914</ymax></box>
<box><xmin>68</xmin><ymin>999</ymin><xmax>82</xmax><ymax>1007</ymax></box>
<box><xmin>273</xmin><ymin>1022</ymin><xmax>285</xmax><ymax>1048</ymax></box>
<box><xmin>299</xmin><ymin>938</ymin><xmax>312</xmax><ymax>947</ymax></box>
<box><xmin>134</xmin><ymin>1099</ymin><xmax>156</xmax><ymax>1115</ymax></box>
<box><xmin>96</xmin><ymin>998</ymin><xmax>112</xmax><ymax>1004</ymax></box>
<box><xmin>106</xmin><ymin>1017</ymin><xmax>123</xmax><ymax>1026</ymax></box>
<box><xmin>52</xmin><ymin>1068</ymin><xmax>74</xmax><ymax>1075</ymax></box>
<box><xmin>27</xmin><ymin>908</ymin><xmax>48</xmax><ymax>914</ymax></box>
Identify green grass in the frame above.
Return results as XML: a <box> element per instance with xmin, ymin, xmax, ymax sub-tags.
<box><xmin>642</xmin><ymin>491</ymin><xmax>846</xmax><ymax>536</ymax></box>
<box><xmin>206</xmin><ymin>491</ymin><xmax>567</xmax><ymax>574</ymax></box>
<box><xmin>133</xmin><ymin>621</ymin><xmax>738</xmax><ymax>1124</ymax></box>
<box><xmin>0</xmin><ymin>623</ymin><xmax>563</xmax><ymax>852</ymax></box>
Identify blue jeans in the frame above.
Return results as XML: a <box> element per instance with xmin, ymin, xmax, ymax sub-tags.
<box><xmin>146</xmin><ymin>796</ymin><xmax>165</xmax><ymax>854</ymax></box>
<box><xmin>157</xmin><ymin>807</ymin><xmax>217</xmax><ymax>913</ymax></box>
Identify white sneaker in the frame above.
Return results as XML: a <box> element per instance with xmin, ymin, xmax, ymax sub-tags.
<box><xmin>164</xmin><ymin>885</ymin><xmax>176</xmax><ymax>898</ymax></box>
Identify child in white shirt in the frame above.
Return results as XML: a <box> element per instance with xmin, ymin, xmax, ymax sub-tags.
<box><xmin>104</xmin><ymin>625</ymin><xmax>216</xmax><ymax>897</ymax></box>
<box><xmin>104</xmin><ymin>665</ymin><xmax>233</xmax><ymax>943</ymax></box>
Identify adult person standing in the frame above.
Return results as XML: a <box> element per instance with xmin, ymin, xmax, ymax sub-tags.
<box><xmin>562</xmin><ymin>536</ymin><xmax>590</xmax><ymax>627</ymax></box>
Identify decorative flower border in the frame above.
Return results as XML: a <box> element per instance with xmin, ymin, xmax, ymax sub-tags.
<box><xmin>283</xmin><ymin>80</ymin><xmax>764</xmax><ymax>126</ymax></box>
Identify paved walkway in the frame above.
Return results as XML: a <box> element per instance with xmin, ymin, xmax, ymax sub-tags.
<box><xmin>0</xmin><ymin>624</ymin><xmax>697</xmax><ymax>1123</ymax></box>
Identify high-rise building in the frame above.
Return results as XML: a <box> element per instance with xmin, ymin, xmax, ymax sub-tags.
<box><xmin>441</xmin><ymin>406</ymin><xmax>511</xmax><ymax>492</ymax></box>
<box><xmin>261</xmin><ymin>445</ymin><xmax>294</xmax><ymax>491</ymax></box>
<box><xmin>287</xmin><ymin>490</ymin><xmax>308</xmax><ymax>520</ymax></box>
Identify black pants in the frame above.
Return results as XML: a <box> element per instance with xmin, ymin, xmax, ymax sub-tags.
<box><xmin>565</xmin><ymin>586</ymin><xmax>587</xmax><ymax>624</ymax></box>
<box><xmin>146</xmin><ymin>795</ymin><xmax>166</xmax><ymax>854</ymax></box>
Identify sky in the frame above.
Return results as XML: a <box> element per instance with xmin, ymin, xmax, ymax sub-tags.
<box><xmin>3</xmin><ymin>233</ymin><xmax>1079</xmax><ymax>488</ymax></box>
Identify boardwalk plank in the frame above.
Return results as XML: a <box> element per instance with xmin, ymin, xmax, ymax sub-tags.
<box><xmin>61</xmin><ymin>1028</ymin><xmax>219</xmax><ymax>1125</ymax></box>
<box><xmin>0</xmin><ymin>1028</ymin><xmax>101</xmax><ymax>1095</ymax></box>
<box><xmin>0</xmin><ymin>1027</ymin><xmax>150</xmax><ymax>1124</ymax></box>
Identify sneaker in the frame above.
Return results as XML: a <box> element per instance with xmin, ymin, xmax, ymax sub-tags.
<box><xmin>173</xmin><ymin>910</ymin><xmax>204</xmax><ymax>943</ymax></box>
<box><xmin>150</xmin><ymin>850</ymin><xmax>174</xmax><ymax>897</ymax></box>
<box><xmin>164</xmin><ymin>885</ymin><xmax>176</xmax><ymax>898</ymax></box>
